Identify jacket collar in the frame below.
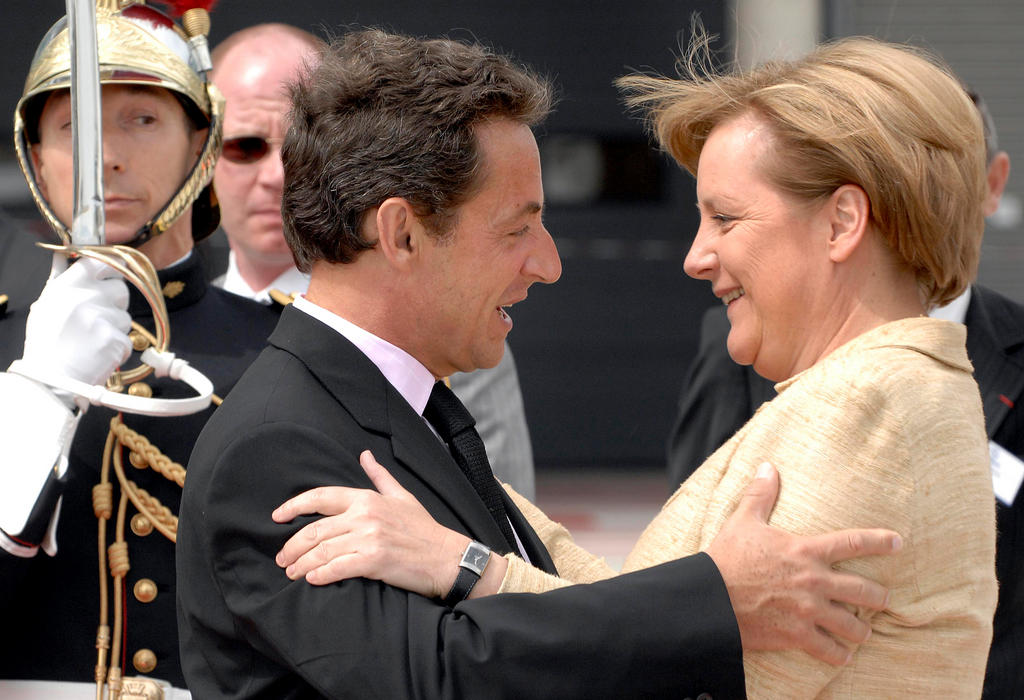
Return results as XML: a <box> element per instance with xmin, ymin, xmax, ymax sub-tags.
<box><xmin>269</xmin><ymin>305</ymin><xmax>555</xmax><ymax>569</ymax></box>
<box><xmin>968</xmin><ymin>285</ymin><xmax>1024</xmax><ymax>357</ymax></box>
<box><xmin>127</xmin><ymin>250</ymin><xmax>207</xmax><ymax>317</ymax></box>
<box><xmin>965</xmin><ymin>285</ymin><xmax>1024</xmax><ymax>438</ymax></box>
<box><xmin>776</xmin><ymin>316</ymin><xmax>972</xmax><ymax>394</ymax></box>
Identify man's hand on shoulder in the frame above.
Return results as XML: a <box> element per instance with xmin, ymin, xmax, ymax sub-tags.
<box><xmin>705</xmin><ymin>462</ymin><xmax>902</xmax><ymax>666</ymax></box>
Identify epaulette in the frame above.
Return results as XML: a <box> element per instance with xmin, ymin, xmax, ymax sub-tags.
<box><xmin>0</xmin><ymin>294</ymin><xmax>8</xmax><ymax>317</ymax></box>
<box><xmin>268</xmin><ymin>288</ymin><xmax>299</xmax><ymax>309</ymax></box>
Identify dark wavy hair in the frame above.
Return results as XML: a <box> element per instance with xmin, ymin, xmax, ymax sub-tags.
<box><xmin>282</xmin><ymin>29</ymin><xmax>553</xmax><ymax>271</ymax></box>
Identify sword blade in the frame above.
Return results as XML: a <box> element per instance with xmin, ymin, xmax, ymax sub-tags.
<box><xmin>67</xmin><ymin>0</ymin><xmax>104</xmax><ymax>246</ymax></box>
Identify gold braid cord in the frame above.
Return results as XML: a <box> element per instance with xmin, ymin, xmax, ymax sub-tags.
<box><xmin>36</xmin><ymin>243</ymin><xmax>177</xmax><ymax>699</ymax></box>
<box><xmin>67</xmin><ymin>241</ymin><xmax>227</xmax><ymax>696</ymax></box>
<box><xmin>92</xmin><ymin>414</ymin><xmax>187</xmax><ymax>698</ymax></box>
<box><xmin>110</xmin><ymin>417</ymin><xmax>184</xmax><ymax>537</ymax></box>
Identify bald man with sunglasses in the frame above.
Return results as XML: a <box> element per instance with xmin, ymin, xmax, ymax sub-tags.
<box><xmin>206</xmin><ymin>23</ymin><xmax>320</xmax><ymax>302</ymax></box>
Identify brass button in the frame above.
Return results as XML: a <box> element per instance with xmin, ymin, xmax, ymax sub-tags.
<box><xmin>129</xmin><ymin>329</ymin><xmax>151</xmax><ymax>352</ymax></box>
<box><xmin>132</xmin><ymin>648</ymin><xmax>157</xmax><ymax>674</ymax></box>
<box><xmin>129</xmin><ymin>451</ymin><xmax>148</xmax><ymax>469</ymax></box>
<box><xmin>130</xmin><ymin>514</ymin><xmax>153</xmax><ymax>537</ymax></box>
<box><xmin>128</xmin><ymin>382</ymin><xmax>153</xmax><ymax>398</ymax></box>
<box><xmin>133</xmin><ymin>578</ymin><xmax>158</xmax><ymax>603</ymax></box>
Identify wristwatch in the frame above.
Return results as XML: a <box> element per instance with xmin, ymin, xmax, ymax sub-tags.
<box><xmin>442</xmin><ymin>540</ymin><xmax>492</xmax><ymax>606</ymax></box>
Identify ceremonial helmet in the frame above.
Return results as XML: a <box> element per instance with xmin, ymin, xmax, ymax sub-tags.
<box><xmin>13</xmin><ymin>0</ymin><xmax>224</xmax><ymax>245</ymax></box>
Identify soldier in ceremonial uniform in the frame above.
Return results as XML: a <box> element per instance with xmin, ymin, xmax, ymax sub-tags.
<box><xmin>0</xmin><ymin>2</ymin><xmax>278</xmax><ymax>696</ymax></box>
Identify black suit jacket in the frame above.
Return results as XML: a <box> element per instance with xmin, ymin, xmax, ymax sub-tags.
<box><xmin>668</xmin><ymin>286</ymin><xmax>1024</xmax><ymax>698</ymax></box>
<box><xmin>965</xmin><ymin>285</ymin><xmax>1024</xmax><ymax>699</ymax></box>
<box><xmin>666</xmin><ymin>305</ymin><xmax>776</xmax><ymax>487</ymax></box>
<box><xmin>178</xmin><ymin>305</ymin><xmax>744</xmax><ymax>699</ymax></box>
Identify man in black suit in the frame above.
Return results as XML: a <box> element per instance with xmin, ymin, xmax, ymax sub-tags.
<box><xmin>178</xmin><ymin>30</ymin><xmax>898</xmax><ymax>699</ymax></box>
<box><xmin>201</xmin><ymin>23</ymin><xmax>540</xmax><ymax>500</ymax></box>
<box><xmin>667</xmin><ymin>89</ymin><xmax>1023</xmax><ymax>699</ymax></box>
<box><xmin>966</xmin><ymin>284</ymin><xmax>1024</xmax><ymax>698</ymax></box>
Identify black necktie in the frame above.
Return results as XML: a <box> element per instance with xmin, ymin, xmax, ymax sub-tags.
<box><xmin>423</xmin><ymin>381</ymin><xmax>518</xmax><ymax>553</ymax></box>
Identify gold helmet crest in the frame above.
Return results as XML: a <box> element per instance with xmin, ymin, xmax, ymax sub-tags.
<box><xmin>13</xmin><ymin>0</ymin><xmax>224</xmax><ymax>245</ymax></box>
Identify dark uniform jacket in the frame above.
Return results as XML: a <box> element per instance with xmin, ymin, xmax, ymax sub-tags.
<box><xmin>668</xmin><ymin>287</ymin><xmax>1024</xmax><ymax>698</ymax></box>
<box><xmin>177</xmin><ymin>305</ymin><xmax>746</xmax><ymax>699</ymax></box>
<box><xmin>0</xmin><ymin>243</ymin><xmax>279</xmax><ymax>688</ymax></box>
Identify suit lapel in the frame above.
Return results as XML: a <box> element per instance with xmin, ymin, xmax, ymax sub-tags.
<box><xmin>965</xmin><ymin>286</ymin><xmax>1024</xmax><ymax>439</ymax></box>
<box><xmin>269</xmin><ymin>305</ymin><xmax>391</xmax><ymax>434</ymax></box>
<box><xmin>389</xmin><ymin>404</ymin><xmax>518</xmax><ymax>553</ymax></box>
<box><xmin>270</xmin><ymin>306</ymin><xmax>543</xmax><ymax>557</ymax></box>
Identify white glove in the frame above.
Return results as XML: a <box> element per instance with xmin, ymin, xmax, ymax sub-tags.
<box><xmin>20</xmin><ymin>255</ymin><xmax>133</xmax><ymax>388</ymax></box>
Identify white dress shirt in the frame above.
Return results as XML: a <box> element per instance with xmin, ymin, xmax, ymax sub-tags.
<box><xmin>291</xmin><ymin>295</ymin><xmax>434</xmax><ymax>414</ymax></box>
<box><xmin>929</xmin><ymin>286</ymin><xmax>971</xmax><ymax>324</ymax></box>
<box><xmin>216</xmin><ymin>252</ymin><xmax>309</xmax><ymax>305</ymax></box>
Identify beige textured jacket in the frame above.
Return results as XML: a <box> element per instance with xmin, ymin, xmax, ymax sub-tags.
<box><xmin>500</xmin><ymin>317</ymin><xmax>997</xmax><ymax>698</ymax></box>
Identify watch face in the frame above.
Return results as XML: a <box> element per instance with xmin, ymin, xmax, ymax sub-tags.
<box><xmin>464</xmin><ymin>543</ymin><xmax>491</xmax><ymax>574</ymax></box>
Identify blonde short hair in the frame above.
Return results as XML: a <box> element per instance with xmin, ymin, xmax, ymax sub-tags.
<box><xmin>618</xmin><ymin>34</ymin><xmax>987</xmax><ymax>307</ymax></box>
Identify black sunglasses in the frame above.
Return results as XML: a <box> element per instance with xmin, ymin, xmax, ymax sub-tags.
<box><xmin>222</xmin><ymin>136</ymin><xmax>283</xmax><ymax>164</ymax></box>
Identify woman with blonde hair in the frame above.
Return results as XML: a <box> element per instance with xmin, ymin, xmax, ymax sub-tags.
<box><xmin>274</xmin><ymin>35</ymin><xmax>997</xmax><ymax>698</ymax></box>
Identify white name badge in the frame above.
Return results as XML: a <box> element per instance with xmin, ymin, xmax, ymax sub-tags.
<box><xmin>990</xmin><ymin>440</ymin><xmax>1024</xmax><ymax>507</ymax></box>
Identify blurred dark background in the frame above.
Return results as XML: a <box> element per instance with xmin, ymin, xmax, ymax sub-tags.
<box><xmin>3</xmin><ymin>1</ymin><xmax>1021</xmax><ymax>471</ymax></box>
<box><xmin>0</xmin><ymin>0</ymin><xmax>724</xmax><ymax>470</ymax></box>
